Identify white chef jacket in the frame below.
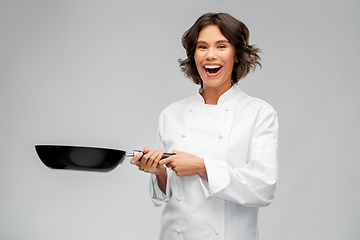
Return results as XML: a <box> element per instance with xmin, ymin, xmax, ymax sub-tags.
<box><xmin>149</xmin><ymin>85</ymin><xmax>279</xmax><ymax>240</ymax></box>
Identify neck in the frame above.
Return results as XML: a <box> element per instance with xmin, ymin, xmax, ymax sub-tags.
<box><xmin>201</xmin><ymin>84</ymin><xmax>232</xmax><ymax>105</ymax></box>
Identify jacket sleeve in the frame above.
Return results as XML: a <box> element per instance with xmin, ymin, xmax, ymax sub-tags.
<box><xmin>200</xmin><ymin>105</ymin><xmax>279</xmax><ymax>207</ymax></box>
<box><xmin>148</xmin><ymin>113</ymin><xmax>172</xmax><ymax>207</ymax></box>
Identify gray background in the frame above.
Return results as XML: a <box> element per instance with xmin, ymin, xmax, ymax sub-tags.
<box><xmin>1</xmin><ymin>0</ymin><xmax>359</xmax><ymax>239</ymax></box>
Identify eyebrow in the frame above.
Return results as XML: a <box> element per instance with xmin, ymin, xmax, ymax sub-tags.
<box><xmin>196</xmin><ymin>40</ymin><xmax>230</xmax><ymax>45</ymax></box>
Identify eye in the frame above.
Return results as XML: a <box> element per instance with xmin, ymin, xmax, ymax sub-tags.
<box><xmin>218</xmin><ymin>45</ymin><xmax>226</xmax><ymax>49</ymax></box>
<box><xmin>197</xmin><ymin>45</ymin><xmax>207</xmax><ymax>49</ymax></box>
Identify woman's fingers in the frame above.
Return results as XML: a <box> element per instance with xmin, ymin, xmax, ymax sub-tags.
<box><xmin>166</xmin><ymin>163</ymin><xmax>174</xmax><ymax>169</ymax></box>
<box><xmin>159</xmin><ymin>157</ymin><xmax>170</xmax><ymax>166</ymax></box>
<box><xmin>159</xmin><ymin>149</ymin><xmax>180</xmax><ymax>165</ymax></box>
<box><xmin>159</xmin><ymin>149</ymin><xmax>178</xmax><ymax>165</ymax></box>
<box><xmin>130</xmin><ymin>147</ymin><xmax>150</xmax><ymax>166</ymax></box>
<box><xmin>131</xmin><ymin>148</ymin><xmax>183</xmax><ymax>175</ymax></box>
<box><xmin>143</xmin><ymin>147</ymin><xmax>150</xmax><ymax>154</ymax></box>
<box><xmin>139</xmin><ymin>149</ymin><xmax>157</xmax><ymax>170</ymax></box>
<box><xmin>170</xmin><ymin>149</ymin><xmax>182</xmax><ymax>154</ymax></box>
<box><xmin>139</xmin><ymin>149</ymin><xmax>166</xmax><ymax>172</ymax></box>
<box><xmin>130</xmin><ymin>152</ymin><xmax>143</xmax><ymax>166</ymax></box>
<box><xmin>146</xmin><ymin>149</ymin><xmax>163</xmax><ymax>173</ymax></box>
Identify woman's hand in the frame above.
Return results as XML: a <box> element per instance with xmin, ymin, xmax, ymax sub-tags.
<box><xmin>130</xmin><ymin>147</ymin><xmax>166</xmax><ymax>176</ymax></box>
<box><xmin>159</xmin><ymin>150</ymin><xmax>207</xmax><ymax>179</ymax></box>
<box><xmin>130</xmin><ymin>147</ymin><xmax>168</xmax><ymax>194</ymax></box>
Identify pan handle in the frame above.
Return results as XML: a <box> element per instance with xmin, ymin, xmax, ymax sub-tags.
<box><xmin>126</xmin><ymin>150</ymin><xmax>174</xmax><ymax>159</ymax></box>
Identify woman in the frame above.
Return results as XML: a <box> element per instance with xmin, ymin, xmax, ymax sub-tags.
<box><xmin>131</xmin><ymin>12</ymin><xmax>279</xmax><ymax>240</ymax></box>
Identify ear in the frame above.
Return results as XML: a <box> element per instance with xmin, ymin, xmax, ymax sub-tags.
<box><xmin>234</xmin><ymin>55</ymin><xmax>239</xmax><ymax>63</ymax></box>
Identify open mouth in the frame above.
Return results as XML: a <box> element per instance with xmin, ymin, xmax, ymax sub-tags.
<box><xmin>204</xmin><ymin>65</ymin><xmax>222</xmax><ymax>76</ymax></box>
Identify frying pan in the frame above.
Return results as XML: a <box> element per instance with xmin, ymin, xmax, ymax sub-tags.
<box><xmin>35</xmin><ymin>145</ymin><xmax>173</xmax><ymax>172</ymax></box>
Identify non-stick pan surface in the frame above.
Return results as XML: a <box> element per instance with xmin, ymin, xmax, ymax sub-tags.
<box><xmin>35</xmin><ymin>145</ymin><xmax>171</xmax><ymax>172</ymax></box>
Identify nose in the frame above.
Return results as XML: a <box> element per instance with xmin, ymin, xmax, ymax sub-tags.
<box><xmin>206</xmin><ymin>47</ymin><xmax>217</xmax><ymax>60</ymax></box>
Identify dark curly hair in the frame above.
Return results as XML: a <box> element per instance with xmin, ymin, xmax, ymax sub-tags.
<box><xmin>179</xmin><ymin>13</ymin><xmax>261</xmax><ymax>85</ymax></box>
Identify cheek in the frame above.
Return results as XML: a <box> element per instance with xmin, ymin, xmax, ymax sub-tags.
<box><xmin>194</xmin><ymin>53</ymin><xmax>203</xmax><ymax>71</ymax></box>
<box><xmin>224</xmin><ymin>53</ymin><xmax>236</xmax><ymax>69</ymax></box>
<box><xmin>228</xmin><ymin>60</ymin><xmax>235</xmax><ymax>70</ymax></box>
<box><xmin>194</xmin><ymin>52</ymin><xmax>200</xmax><ymax>65</ymax></box>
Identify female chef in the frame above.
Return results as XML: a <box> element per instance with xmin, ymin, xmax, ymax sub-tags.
<box><xmin>131</xmin><ymin>12</ymin><xmax>279</xmax><ymax>240</ymax></box>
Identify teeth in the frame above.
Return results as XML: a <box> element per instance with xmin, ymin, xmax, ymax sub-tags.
<box><xmin>205</xmin><ymin>65</ymin><xmax>221</xmax><ymax>69</ymax></box>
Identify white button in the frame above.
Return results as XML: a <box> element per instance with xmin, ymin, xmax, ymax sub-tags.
<box><xmin>215</xmin><ymin>230</ymin><xmax>219</xmax><ymax>235</ymax></box>
<box><xmin>177</xmin><ymin>228</ymin><xmax>181</xmax><ymax>233</ymax></box>
<box><xmin>182</xmin><ymin>133</ymin><xmax>186</xmax><ymax>137</ymax></box>
<box><xmin>189</xmin><ymin>108</ymin><xmax>193</xmax><ymax>112</ymax></box>
<box><xmin>214</xmin><ymin>197</ymin><xmax>219</xmax><ymax>202</ymax></box>
<box><xmin>225</xmin><ymin>108</ymin><xmax>230</xmax><ymax>111</ymax></box>
<box><xmin>177</xmin><ymin>196</ymin><xmax>181</xmax><ymax>201</ymax></box>
<box><xmin>218</xmin><ymin>134</ymin><xmax>223</xmax><ymax>139</ymax></box>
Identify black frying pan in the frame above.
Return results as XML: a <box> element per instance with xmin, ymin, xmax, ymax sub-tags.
<box><xmin>35</xmin><ymin>145</ymin><xmax>172</xmax><ymax>172</ymax></box>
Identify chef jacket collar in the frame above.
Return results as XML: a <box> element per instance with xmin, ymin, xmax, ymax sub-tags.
<box><xmin>196</xmin><ymin>85</ymin><xmax>241</xmax><ymax>106</ymax></box>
